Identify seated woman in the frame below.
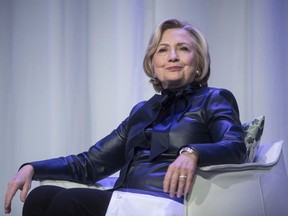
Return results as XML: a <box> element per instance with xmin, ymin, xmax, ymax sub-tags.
<box><xmin>5</xmin><ymin>18</ymin><xmax>246</xmax><ymax>216</ymax></box>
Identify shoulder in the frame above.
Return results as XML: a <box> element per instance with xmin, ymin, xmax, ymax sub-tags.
<box><xmin>199</xmin><ymin>87</ymin><xmax>233</xmax><ymax>96</ymax></box>
<box><xmin>202</xmin><ymin>87</ymin><xmax>240</xmax><ymax>115</ymax></box>
<box><xmin>195</xmin><ymin>87</ymin><xmax>237</xmax><ymax>101</ymax></box>
<box><xmin>129</xmin><ymin>101</ymin><xmax>146</xmax><ymax>115</ymax></box>
<box><xmin>129</xmin><ymin>94</ymin><xmax>162</xmax><ymax>116</ymax></box>
<box><xmin>206</xmin><ymin>87</ymin><xmax>236</xmax><ymax>99</ymax></box>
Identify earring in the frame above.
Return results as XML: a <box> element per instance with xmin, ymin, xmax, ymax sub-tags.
<box><xmin>196</xmin><ymin>70</ymin><xmax>201</xmax><ymax>77</ymax></box>
<box><xmin>151</xmin><ymin>73</ymin><xmax>158</xmax><ymax>83</ymax></box>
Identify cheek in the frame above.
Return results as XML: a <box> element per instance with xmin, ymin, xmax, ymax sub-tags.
<box><xmin>152</xmin><ymin>55</ymin><xmax>164</xmax><ymax>69</ymax></box>
<box><xmin>184</xmin><ymin>54</ymin><xmax>197</xmax><ymax>71</ymax></box>
<box><xmin>187</xmin><ymin>66</ymin><xmax>197</xmax><ymax>80</ymax></box>
<box><xmin>152</xmin><ymin>57</ymin><xmax>163</xmax><ymax>77</ymax></box>
<box><xmin>187</xmin><ymin>53</ymin><xmax>197</xmax><ymax>66</ymax></box>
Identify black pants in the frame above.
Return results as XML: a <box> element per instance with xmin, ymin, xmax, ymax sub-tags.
<box><xmin>23</xmin><ymin>185</ymin><xmax>113</xmax><ymax>216</ymax></box>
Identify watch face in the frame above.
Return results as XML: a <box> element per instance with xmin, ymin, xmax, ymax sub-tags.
<box><xmin>180</xmin><ymin>147</ymin><xmax>199</xmax><ymax>158</ymax></box>
<box><xmin>185</xmin><ymin>147</ymin><xmax>193</xmax><ymax>153</ymax></box>
<box><xmin>180</xmin><ymin>147</ymin><xmax>193</xmax><ymax>154</ymax></box>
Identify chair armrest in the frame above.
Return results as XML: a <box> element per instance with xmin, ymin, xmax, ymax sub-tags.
<box><xmin>185</xmin><ymin>140</ymin><xmax>288</xmax><ymax>216</ymax></box>
<box><xmin>40</xmin><ymin>180</ymin><xmax>102</xmax><ymax>189</ymax></box>
<box><xmin>198</xmin><ymin>140</ymin><xmax>283</xmax><ymax>172</ymax></box>
<box><xmin>40</xmin><ymin>176</ymin><xmax>118</xmax><ymax>190</ymax></box>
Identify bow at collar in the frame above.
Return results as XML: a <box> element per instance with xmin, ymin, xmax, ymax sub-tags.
<box><xmin>157</xmin><ymin>82</ymin><xmax>201</xmax><ymax>121</ymax></box>
<box><xmin>149</xmin><ymin>82</ymin><xmax>202</xmax><ymax>160</ymax></box>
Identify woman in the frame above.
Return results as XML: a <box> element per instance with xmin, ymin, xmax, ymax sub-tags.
<box><xmin>5</xmin><ymin>18</ymin><xmax>246</xmax><ymax>216</ymax></box>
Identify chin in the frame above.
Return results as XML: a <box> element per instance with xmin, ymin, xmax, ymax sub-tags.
<box><xmin>165</xmin><ymin>81</ymin><xmax>186</xmax><ymax>89</ymax></box>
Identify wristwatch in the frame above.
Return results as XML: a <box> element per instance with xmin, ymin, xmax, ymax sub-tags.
<box><xmin>179</xmin><ymin>147</ymin><xmax>199</xmax><ymax>158</ymax></box>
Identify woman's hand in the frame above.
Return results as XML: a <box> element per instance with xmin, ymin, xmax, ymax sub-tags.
<box><xmin>163</xmin><ymin>152</ymin><xmax>198</xmax><ymax>198</ymax></box>
<box><xmin>4</xmin><ymin>164</ymin><xmax>34</xmax><ymax>214</ymax></box>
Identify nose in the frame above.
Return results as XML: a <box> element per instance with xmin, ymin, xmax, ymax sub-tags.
<box><xmin>168</xmin><ymin>49</ymin><xmax>179</xmax><ymax>62</ymax></box>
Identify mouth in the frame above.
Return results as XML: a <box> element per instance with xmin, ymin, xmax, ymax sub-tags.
<box><xmin>166</xmin><ymin>66</ymin><xmax>183</xmax><ymax>71</ymax></box>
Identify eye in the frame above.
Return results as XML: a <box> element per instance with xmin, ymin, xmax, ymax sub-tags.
<box><xmin>156</xmin><ymin>46</ymin><xmax>169</xmax><ymax>55</ymax></box>
<box><xmin>157</xmin><ymin>47</ymin><xmax>168</xmax><ymax>53</ymax></box>
<box><xmin>179</xmin><ymin>46</ymin><xmax>190</xmax><ymax>52</ymax></box>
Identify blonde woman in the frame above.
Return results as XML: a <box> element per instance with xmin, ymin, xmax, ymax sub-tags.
<box><xmin>5</xmin><ymin>18</ymin><xmax>246</xmax><ymax>216</ymax></box>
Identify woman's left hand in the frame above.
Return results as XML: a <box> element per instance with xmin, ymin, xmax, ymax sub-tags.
<box><xmin>163</xmin><ymin>151</ymin><xmax>198</xmax><ymax>198</ymax></box>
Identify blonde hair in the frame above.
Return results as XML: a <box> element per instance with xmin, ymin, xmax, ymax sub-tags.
<box><xmin>143</xmin><ymin>18</ymin><xmax>211</xmax><ymax>92</ymax></box>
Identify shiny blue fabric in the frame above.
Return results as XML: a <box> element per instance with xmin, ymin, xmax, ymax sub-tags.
<box><xmin>31</xmin><ymin>84</ymin><xmax>246</xmax><ymax>203</ymax></box>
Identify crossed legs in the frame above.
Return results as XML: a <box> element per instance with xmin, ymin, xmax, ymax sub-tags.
<box><xmin>23</xmin><ymin>185</ymin><xmax>112</xmax><ymax>216</ymax></box>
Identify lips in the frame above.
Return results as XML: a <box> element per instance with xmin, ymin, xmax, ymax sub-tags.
<box><xmin>166</xmin><ymin>66</ymin><xmax>183</xmax><ymax>71</ymax></box>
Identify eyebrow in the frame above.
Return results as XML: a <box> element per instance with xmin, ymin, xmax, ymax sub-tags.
<box><xmin>158</xmin><ymin>42</ymin><xmax>193</xmax><ymax>47</ymax></box>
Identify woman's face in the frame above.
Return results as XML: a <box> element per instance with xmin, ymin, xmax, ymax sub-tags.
<box><xmin>152</xmin><ymin>28</ymin><xmax>197</xmax><ymax>89</ymax></box>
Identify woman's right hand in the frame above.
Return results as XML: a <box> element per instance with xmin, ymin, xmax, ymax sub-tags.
<box><xmin>4</xmin><ymin>164</ymin><xmax>34</xmax><ymax>214</ymax></box>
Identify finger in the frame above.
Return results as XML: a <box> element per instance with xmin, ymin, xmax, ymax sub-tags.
<box><xmin>4</xmin><ymin>204</ymin><xmax>11</xmax><ymax>214</ymax></box>
<box><xmin>185</xmin><ymin>163</ymin><xmax>197</xmax><ymax>195</ymax></box>
<box><xmin>4</xmin><ymin>193</ymin><xmax>12</xmax><ymax>214</ymax></box>
<box><xmin>185</xmin><ymin>173</ymin><xmax>193</xmax><ymax>194</ymax></box>
<box><xmin>20</xmin><ymin>182</ymin><xmax>31</xmax><ymax>202</ymax></box>
<box><xmin>177</xmin><ymin>175</ymin><xmax>187</xmax><ymax>198</ymax></box>
<box><xmin>169</xmin><ymin>172</ymin><xmax>179</xmax><ymax>198</ymax></box>
<box><xmin>163</xmin><ymin>169</ymin><xmax>173</xmax><ymax>193</ymax></box>
<box><xmin>5</xmin><ymin>182</ymin><xmax>19</xmax><ymax>214</ymax></box>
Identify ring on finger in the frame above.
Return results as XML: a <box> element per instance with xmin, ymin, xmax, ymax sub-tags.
<box><xmin>179</xmin><ymin>175</ymin><xmax>187</xmax><ymax>179</ymax></box>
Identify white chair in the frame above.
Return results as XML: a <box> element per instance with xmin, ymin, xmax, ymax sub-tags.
<box><xmin>184</xmin><ymin>140</ymin><xmax>288</xmax><ymax>216</ymax></box>
<box><xmin>41</xmin><ymin>140</ymin><xmax>287</xmax><ymax>216</ymax></box>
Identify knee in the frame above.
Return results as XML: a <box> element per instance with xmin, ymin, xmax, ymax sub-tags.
<box><xmin>23</xmin><ymin>186</ymin><xmax>64</xmax><ymax>216</ymax></box>
<box><xmin>50</xmin><ymin>189</ymin><xmax>77</xmax><ymax>205</ymax></box>
<box><xmin>24</xmin><ymin>186</ymin><xmax>54</xmax><ymax>206</ymax></box>
<box><xmin>45</xmin><ymin>189</ymin><xmax>79</xmax><ymax>215</ymax></box>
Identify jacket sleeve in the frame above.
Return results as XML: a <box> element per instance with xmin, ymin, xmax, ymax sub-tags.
<box><xmin>189</xmin><ymin>88</ymin><xmax>246</xmax><ymax>166</ymax></box>
<box><xmin>30</xmin><ymin>117</ymin><xmax>129</xmax><ymax>185</ymax></box>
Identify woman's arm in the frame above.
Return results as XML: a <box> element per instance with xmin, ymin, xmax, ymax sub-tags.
<box><xmin>189</xmin><ymin>88</ymin><xmax>246</xmax><ymax>166</ymax></box>
<box><xmin>30</xmin><ymin>117</ymin><xmax>129</xmax><ymax>184</ymax></box>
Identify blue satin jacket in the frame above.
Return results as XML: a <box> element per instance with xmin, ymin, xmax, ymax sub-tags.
<box><xmin>31</xmin><ymin>85</ymin><xmax>246</xmax><ymax>202</ymax></box>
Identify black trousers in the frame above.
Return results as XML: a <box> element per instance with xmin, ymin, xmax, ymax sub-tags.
<box><xmin>23</xmin><ymin>185</ymin><xmax>113</xmax><ymax>216</ymax></box>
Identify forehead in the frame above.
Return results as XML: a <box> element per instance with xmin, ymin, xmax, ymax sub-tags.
<box><xmin>159</xmin><ymin>28</ymin><xmax>194</xmax><ymax>45</ymax></box>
